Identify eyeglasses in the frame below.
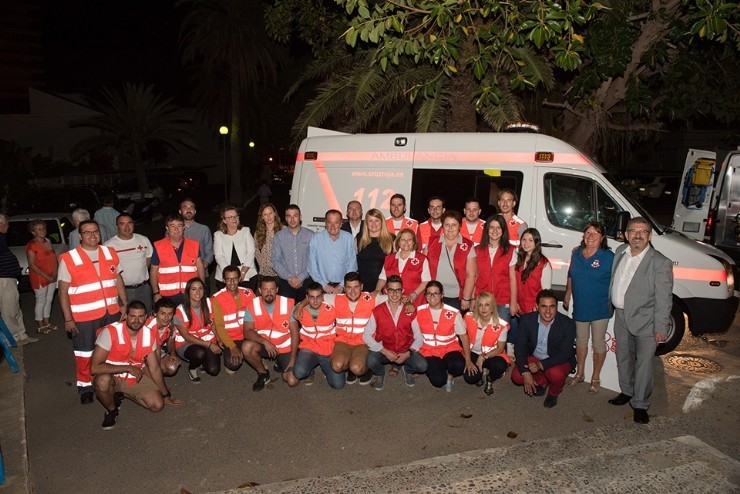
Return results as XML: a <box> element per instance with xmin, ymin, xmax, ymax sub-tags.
<box><xmin>224</xmin><ymin>215</ymin><xmax>239</xmax><ymax>220</ymax></box>
<box><xmin>627</xmin><ymin>229</ymin><xmax>650</xmax><ymax>236</ymax></box>
<box><xmin>425</xmin><ymin>292</ymin><xmax>442</xmax><ymax>297</ymax></box>
<box><xmin>80</xmin><ymin>230</ymin><xmax>100</xmax><ymax>236</ymax></box>
<box><xmin>387</xmin><ymin>288</ymin><xmax>403</xmax><ymax>293</ymax></box>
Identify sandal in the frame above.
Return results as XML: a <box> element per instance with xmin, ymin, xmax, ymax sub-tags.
<box><xmin>389</xmin><ymin>368</ymin><xmax>399</xmax><ymax>378</ymax></box>
<box><xmin>568</xmin><ymin>374</ymin><xmax>584</xmax><ymax>387</ymax></box>
<box><xmin>588</xmin><ymin>379</ymin><xmax>600</xmax><ymax>395</ymax></box>
<box><xmin>37</xmin><ymin>324</ymin><xmax>53</xmax><ymax>335</ymax></box>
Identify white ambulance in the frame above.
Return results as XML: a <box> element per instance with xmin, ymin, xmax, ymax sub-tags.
<box><xmin>290</xmin><ymin>127</ymin><xmax>738</xmax><ymax>354</ymax></box>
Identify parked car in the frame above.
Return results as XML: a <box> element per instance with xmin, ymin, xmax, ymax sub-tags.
<box><xmin>11</xmin><ymin>185</ymin><xmax>115</xmax><ymax>216</ymax></box>
<box><xmin>6</xmin><ymin>213</ymin><xmax>73</xmax><ymax>292</ymax></box>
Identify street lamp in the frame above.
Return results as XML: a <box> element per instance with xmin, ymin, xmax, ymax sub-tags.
<box><xmin>219</xmin><ymin>126</ymin><xmax>229</xmax><ymax>204</ymax></box>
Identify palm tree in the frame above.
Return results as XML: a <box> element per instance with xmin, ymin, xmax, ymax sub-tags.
<box><xmin>70</xmin><ymin>83</ymin><xmax>197</xmax><ymax>194</ymax></box>
<box><xmin>178</xmin><ymin>0</ymin><xmax>281</xmax><ymax>205</ymax></box>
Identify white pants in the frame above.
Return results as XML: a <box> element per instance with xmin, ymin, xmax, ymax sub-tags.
<box><xmin>0</xmin><ymin>278</ymin><xmax>29</xmax><ymax>340</ymax></box>
<box><xmin>33</xmin><ymin>284</ymin><xmax>56</xmax><ymax>320</ymax></box>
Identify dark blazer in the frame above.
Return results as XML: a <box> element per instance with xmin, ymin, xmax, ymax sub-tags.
<box><xmin>341</xmin><ymin>220</ymin><xmax>364</xmax><ymax>238</ymax></box>
<box><xmin>515</xmin><ymin>311</ymin><xmax>576</xmax><ymax>375</ymax></box>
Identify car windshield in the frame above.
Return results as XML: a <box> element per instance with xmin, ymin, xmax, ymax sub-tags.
<box><xmin>604</xmin><ymin>173</ymin><xmax>665</xmax><ymax>234</ymax></box>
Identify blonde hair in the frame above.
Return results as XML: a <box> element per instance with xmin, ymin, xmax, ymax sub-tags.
<box><xmin>473</xmin><ymin>291</ymin><xmax>500</xmax><ymax>326</ymax></box>
<box><xmin>393</xmin><ymin>228</ymin><xmax>418</xmax><ymax>251</ymax></box>
<box><xmin>357</xmin><ymin>209</ymin><xmax>393</xmax><ymax>253</ymax></box>
<box><xmin>216</xmin><ymin>205</ymin><xmax>242</xmax><ymax>234</ymax></box>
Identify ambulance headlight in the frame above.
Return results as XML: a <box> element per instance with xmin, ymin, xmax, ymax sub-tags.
<box><xmin>710</xmin><ymin>255</ymin><xmax>735</xmax><ymax>295</ymax></box>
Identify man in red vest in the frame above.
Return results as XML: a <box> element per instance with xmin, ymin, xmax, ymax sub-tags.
<box><xmin>212</xmin><ymin>265</ymin><xmax>255</xmax><ymax>375</ymax></box>
<box><xmin>58</xmin><ymin>219</ymin><xmax>127</xmax><ymax>405</ymax></box>
<box><xmin>150</xmin><ymin>214</ymin><xmax>205</xmax><ymax>307</ymax></box>
<box><xmin>292</xmin><ymin>282</ymin><xmax>344</xmax><ymax>389</ymax></box>
<box><xmin>242</xmin><ymin>276</ymin><xmax>299</xmax><ymax>390</ymax></box>
<box><xmin>498</xmin><ymin>189</ymin><xmax>528</xmax><ymax>247</ymax></box>
<box><xmin>461</xmin><ymin>198</ymin><xmax>486</xmax><ymax>246</ymax></box>
<box><xmin>91</xmin><ymin>301</ymin><xmax>181</xmax><ymax>430</ymax></box>
<box><xmin>385</xmin><ymin>193</ymin><xmax>418</xmax><ymax>236</ymax></box>
<box><xmin>417</xmin><ymin>196</ymin><xmax>445</xmax><ymax>251</ymax></box>
<box><xmin>143</xmin><ymin>296</ymin><xmax>180</xmax><ymax>376</ymax></box>
<box><xmin>363</xmin><ymin>275</ymin><xmax>427</xmax><ymax>390</ymax></box>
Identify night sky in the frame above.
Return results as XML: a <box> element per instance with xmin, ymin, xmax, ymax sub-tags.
<box><xmin>41</xmin><ymin>1</ymin><xmax>189</xmax><ymax>104</ymax></box>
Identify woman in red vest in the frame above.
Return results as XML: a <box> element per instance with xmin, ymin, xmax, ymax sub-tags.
<box><xmin>463</xmin><ymin>291</ymin><xmax>511</xmax><ymax>395</ymax></box>
<box><xmin>375</xmin><ymin>228</ymin><xmax>430</xmax><ymax>306</ymax></box>
<box><xmin>474</xmin><ymin>215</ymin><xmax>518</xmax><ymax>322</ymax></box>
<box><xmin>413</xmin><ymin>281</ymin><xmax>475</xmax><ymax>391</ymax></box>
<box><xmin>510</xmin><ymin>228</ymin><xmax>552</xmax><ymax>346</ymax></box>
<box><xmin>174</xmin><ymin>278</ymin><xmax>221</xmax><ymax>383</ymax></box>
<box><xmin>424</xmin><ymin>211</ymin><xmax>477</xmax><ymax>311</ymax></box>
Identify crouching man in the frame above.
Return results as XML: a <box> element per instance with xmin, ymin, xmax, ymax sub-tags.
<box><xmin>91</xmin><ymin>300</ymin><xmax>181</xmax><ymax>430</ymax></box>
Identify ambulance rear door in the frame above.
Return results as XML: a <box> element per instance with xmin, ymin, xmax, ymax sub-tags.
<box><xmin>713</xmin><ymin>151</ymin><xmax>740</xmax><ymax>252</ymax></box>
<box><xmin>672</xmin><ymin>149</ymin><xmax>716</xmax><ymax>241</ymax></box>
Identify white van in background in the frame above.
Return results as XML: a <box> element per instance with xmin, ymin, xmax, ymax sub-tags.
<box><xmin>672</xmin><ymin>149</ymin><xmax>740</xmax><ymax>258</ymax></box>
<box><xmin>290</xmin><ymin>127</ymin><xmax>739</xmax><ymax>354</ymax></box>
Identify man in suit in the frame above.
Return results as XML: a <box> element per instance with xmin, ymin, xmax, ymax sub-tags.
<box><xmin>341</xmin><ymin>200</ymin><xmax>364</xmax><ymax>238</ymax></box>
<box><xmin>608</xmin><ymin>216</ymin><xmax>673</xmax><ymax>424</ymax></box>
<box><xmin>512</xmin><ymin>289</ymin><xmax>576</xmax><ymax>408</ymax></box>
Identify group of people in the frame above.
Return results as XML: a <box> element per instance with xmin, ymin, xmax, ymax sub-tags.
<box><xmin>0</xmin><ymin>189</ymin><xmax>673</xmax><ymax>430</ymax></box>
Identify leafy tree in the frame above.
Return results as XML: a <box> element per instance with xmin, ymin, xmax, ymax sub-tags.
<box><xmin>70</xmin><ymin>83</ymin><xmax>197</xmax><ymax>194</ymax></box>
<box><xmin>269</xmin><ymin>0</ymin><xmax>739</xmax><ymax>155</ymax></box>
<box><xmin>179</xmin><ymin>0</ymin><xmax>282</xmax><ymax>204</ymax></box>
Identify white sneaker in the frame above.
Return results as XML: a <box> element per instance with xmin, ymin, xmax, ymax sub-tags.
<box><xmin>444</xmin><ymin>379</ymin><xmax>455</xmax><ymax>392</ymax></box>
<box><xmin>18</xmin><ymin>336</ymin><xmax>39</xmax><ymax>345</ymax></box>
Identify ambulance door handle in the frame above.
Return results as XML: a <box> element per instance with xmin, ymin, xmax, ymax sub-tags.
<box><xmin>542</xmin><ymin>242</ymin><xmax>563</xmax><ymax>248</ymax></box>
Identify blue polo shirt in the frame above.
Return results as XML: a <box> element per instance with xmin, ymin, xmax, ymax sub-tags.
<box><xmin>567</xmin><ymin>247</ymin><xmax>614</xmax><ymax>322</ymax></box>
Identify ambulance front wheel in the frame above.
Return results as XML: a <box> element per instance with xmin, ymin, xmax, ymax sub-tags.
<box><xmin>655</xmin><ymin>299</ymin><xmax>686</xmax><ymax>356</ymax></box>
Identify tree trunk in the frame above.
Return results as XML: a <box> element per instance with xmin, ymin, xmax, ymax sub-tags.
<box><xmin>229</xmin><ymin>69</ymin><xmax>243</xmax><ymax>206</ymax></box>
<box><xmin>133</xmin><ymin>144</ymin><xmax>149</xmax><ymax>194</ymax></box>
<box><xmin>563</xmin><ymin>1</ymin><xmax>679</xmax><ymax>154</ymax></box>
<box><xmin>447</xmin><ymin>38</ymin><xmax>478</xmax><ymax>132</ymax></box>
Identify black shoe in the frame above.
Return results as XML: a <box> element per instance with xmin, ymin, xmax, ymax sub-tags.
<box><xmin>101</xmin><ymin>408</ymin><xmax>118</xmax><ymax>430</ymax></box>
<box><xmin>114</xmin><ymin>392</ymin><xmax>124</xmax><ymax>410</ymax></box>
<box><xmin>608</xmin><ymin>393</ymin><xmax>632</xmax><ymax>406</ymax></box>
<box><xmin>252</xmin><ymin>372</ymin><xmax>270</xmax><ymax>391</ymax></box>
<box><xmin>346</xmin><ymin>371</ymin><xmax>357</xmax><ymax>385</ymax></box>
<box><xmin>273</xmin><ymin>362</ymin><xmax>281</xmax><ymax>372</ymax></box>
<box><xmin>475</xmin><ymin>379</ymin><xmax>484</xmax><ymax>387</ymax></box>
<box><xmin>534</xmin><ymin>385</ymin><xmax>547</xmax><ymax>396</ymax></box>
<box><xmin>80</xmin><ymin>392</ymin><xmax>94</xmax><ymax>405</ymax></box>
<box><xmin>484</xmin><ymin>375</ymin><xmax>494</xmax><ymax>396</ymax></box>
<box><xmin>543</xmin><ymin>394</ymin><xmax>558</xmax><ymax>408</ymax></box>
<box><xmin>358</xmin><ymin>372</ymin><xmax>373</xmax><ymax>386</ymax></box>
<box><xmin>633</xmin><ymin>408</ymin><xmax>649</xmax><ymax>424</ymax></box>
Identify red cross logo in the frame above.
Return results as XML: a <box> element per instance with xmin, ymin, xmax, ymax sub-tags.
<box><xmin>137</xmin><ymin>244</ymin><xmax>144</xmax><ymax>251</ymax></box>
<box><xmin>282</xmin><ymin>320</ymin><xmax>289</xmax><ymax>329</ymax></box>
<box><xmin>460</xmin><ymin>243</ymin><xmax>469</xmax><ymax>252</ymax></box>
<box><xmin>444</xmin><ymin>310</ymin><xmax>454</xmax><ymax>319</ymax></box>
<box><xmin>410</xmin><ymin>257</ymin><xmax>419</xmax><ymax>266</ymax></box>
<box><xmin>109</xmin><ymin>265</ymin><xmax>116</xmax><ymax>274</ymax></box>
<box><xmin>362</xmin><ymin>294</ymin><xmax>371</xmax><ymax>301</ymax></box>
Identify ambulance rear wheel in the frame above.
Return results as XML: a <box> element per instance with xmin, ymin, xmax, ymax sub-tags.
<box><xmin>655</xmin><ymin>300</ymin><xmax>685</xmax><ymax>356</ymax></box>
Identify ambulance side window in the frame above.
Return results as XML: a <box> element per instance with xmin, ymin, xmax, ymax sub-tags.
<box><xmin>544</xmin><ymin>173</ymin><xmax>624</xmax><ymax>237</ymax></box>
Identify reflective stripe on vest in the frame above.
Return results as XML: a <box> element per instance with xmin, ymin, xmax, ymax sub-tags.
<box><xmin>103</xmin><ymin>322</ymin><xmax>157</xmax><ymax>384</ymax></box>
<box><xmin>416</xmin><ymin>304</ymin><xmax>462</xmax><ymax>358</ymax></box>
<box><xmin>252</xmin><ymin>296</ymin><xmax>294</xmax><ymax>353</ymax></box>
<box><xmin>334</xmin><ymin>293</ymin><xmax>375</xmax><ymax>345</ymax></box>
<box><xmin>174</xmin><ymin>299</ymin><xmax>214</xmax><ymax>347</ymax></box>
<box><xmin>62</xmin><ymin>246</ymin><xmax>120</xmax><ymax>322</ymax></box>
<box><xmin>213</xmin><ymin>287</ymin><xmax>254</xmax><ymax>341</ymax></box>
<box><xmin>154</xmin><ymin>238</ymin><xmax>199</xmax><ymax>296</ymax></box>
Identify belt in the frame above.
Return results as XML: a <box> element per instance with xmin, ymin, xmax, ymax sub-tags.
<box><xmin>125</xmin><ymin>282</ymin><xmax>148</xmax><ymax>289</ymax></box>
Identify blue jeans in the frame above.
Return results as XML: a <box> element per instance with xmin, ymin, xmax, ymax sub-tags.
<box><xmin>293</xmin><ymin>349</ymin><xmax>345</xmax><ymax>389</ymax></box>
<box><xmin>366</xmin><ymin>350</ymin><xmax>428</xmax><ymax>376</ymax></box>
<box><xmin>497</xmin><ymin>304</ymin><xmax>511</xmax><ymax>323</ymax></box>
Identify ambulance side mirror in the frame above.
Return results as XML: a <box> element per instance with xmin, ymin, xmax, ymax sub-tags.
<box><xmin>615</xmin><ymin>211</ymin><xmax>631</xmax><ymax>242</ymax></box>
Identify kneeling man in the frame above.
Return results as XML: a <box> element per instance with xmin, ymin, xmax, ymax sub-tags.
<box><xmin>511</xmin><ymin>289</ymin><xmax>576</xmax><ymax>408</ymax></box>
<box><xmin>92</xmin><ymin>301</ymin><xmax>181</xmax><ymax>430</ymax></box>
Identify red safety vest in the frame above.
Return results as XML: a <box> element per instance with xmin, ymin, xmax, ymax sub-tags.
<box><xmin>174</xmin><ymin>299</ymin><xmax>214</xmax><ymax>348</ymax></box>
<box><xmin>417</xmin><ymin>220</ymin><xmax>442</xmax><ymax>249</ymax></box>
<box><xmin>416</xmin><ymin>304</ymin><xmax>462</xmax><ymax>358</ymax></box>
<box><xmin>461</xmin><ymin>219</ymin><xmax>485</xmax><ymax>245</ymax></box>
<box><xmin>463</xmin><ymin>313</ymin><xmax>511</xmax><ymax>364</ymax></box>
<box><xmin>474</xmin><ymin>244</ymin><xmax>515</xmax><ymax>304</ymax></box>
<box><xmin>385</xmin><ymin>216</ymin><xmax>418</xmax><ymax>236</ymax></box>
<box><xmin>248</xmin><ymin>296</ymin><xmax>294</xmax><ymax>354</ymax></box>
<box><xmin>212</xmin><ymin>287</ymin><xmax>255</xmax><ymax>342</ymax></box>
<box><xmin>427</xmin><ymin>236</ymin><xmax>473</xmax><ymax>295</ymax></box>
<box><xmin>144</xmin><ymin>315</ymin><xmax>171</xmax><ymax>346</ymax></box>
<box><xmin>101</xmin><ymin>321</ymin><xmax>158</xmax><ymax>385</ymax></box>
<box><xmin>60</xmin><ymin>246</ymin><xmax>120</xmax><ymax>322</ymax></box>
<box><xmin>504</xmin><ymin>214</ymin><xmax>526</xmax><ymax>247</ymax></box>
<box><xmin>154</xmin><ymin>238</ymin><xmax>199</xmax><ymax>296</ymax></box>
<box><xmin>297</xmin><ymin>303</ymin><xmax>336</xmax><ymax>356</ymax></box>
<box><xmin>372</xmin><ymin>303</ymin><xmax>416</xmax><ymax>354</ymax></box>
<box><xmin>516</xmin><ymin>259</ymin><xmax>547</xmax><ymax>313</ymax></box>
<box><xmin>383</xmin><ymin>252</ymin><xmax>427</xmax><ymax>305</ymax></box>
<box><xmin>334</xmin><ymin>293</ymin><xmax>375</xmax><ymax>345</ymax></box>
